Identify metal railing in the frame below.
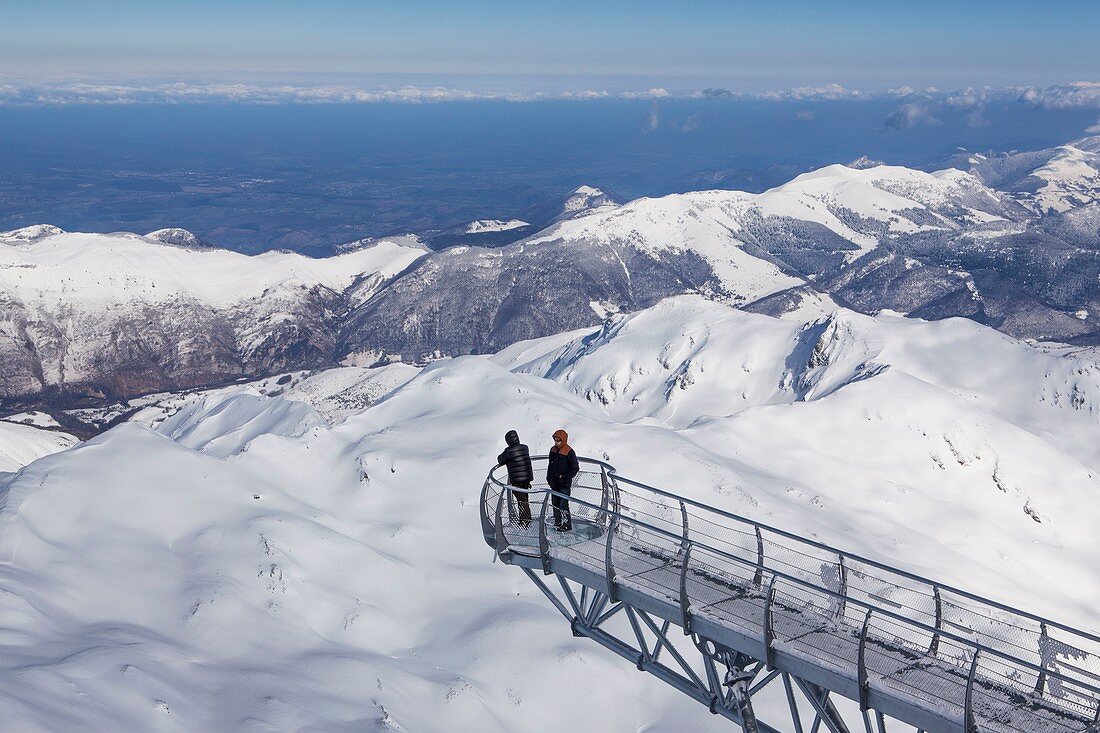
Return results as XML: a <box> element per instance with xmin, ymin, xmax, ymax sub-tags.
<box><xmin>481</xmin><ymin>456</ymin><xmax>1100</xmax><ymax>733</ymax></box>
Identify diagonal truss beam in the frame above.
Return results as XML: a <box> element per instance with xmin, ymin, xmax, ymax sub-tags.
<box><xmin>521</xmin><ymin>571</ymin><xmax>902</xmax><ymax>733</ymax></box>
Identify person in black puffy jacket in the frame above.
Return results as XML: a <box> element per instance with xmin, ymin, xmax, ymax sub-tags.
<box><xmin>497</xmin><ymin>430</ymin><xmax>533</xmax><ymax>526</ymax></box>
<box><xmin>546</xmin><ymin>429</ymin><xmax>580</xmax><ymax>531</ymax></box>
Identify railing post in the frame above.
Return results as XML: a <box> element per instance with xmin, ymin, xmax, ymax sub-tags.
<box><xmin>929</xmin><ymin>585</ymin><xmax>943</xmax><ymax>657</ymax></box>
<box><xmin>479</xmin><ymin>476</ymin><xmax>493</xmax><ymax>545</ymax></box>
<box><xmin>964</xmin><ymin>649</ymin><xmax>980</xmax><ymax>733</ymax></box>
<box><xmin>837</xmin><ymin>554</ymin><xmax>848</xmax><ymax>621</ymax></box>
<box><xmin>678</xmin><ymin>499</ymin><xmax>689</xmax><ymax>555</ymax></box>
<box><xmin>1034</xmin><ymin>622</ymin><xmax>1049</xmax><ymax>697</ymax></box>
<box><xmin>679</xmin><ymin>542</ymin><xmax>693</xmax><ymax>634</ymax></box>
<box><xmin>493</xmin><ymin>485</ymin><xmax>508</xmax><ymax>556</ymax></box>
<box><xmin>538</xmin><ymin>492</ymin><xmax>551</xmax><ymax>575</ymax></box>
<box><xmin>599</xmin><ymin>466</ymin><xmax>610</xmax><ymax>531</ymax></box>
<box><xmin>764</xmin><ymin>574</ymin><xmax>778</xmax><ymax>669</ymax></box>
<box><xmin>604</xmin><ymin>509</ymin><xmax>618</xmax><ymax>600</ymax></box>
<box><xmin>858</xmin><ymin>609</ymin><xmax>874</xmax><ymax>711</ymax></box>
<box><xmin>754</xmin><ymin>525</ymin><xmax>765</xmax><ymax>587</ymax></box>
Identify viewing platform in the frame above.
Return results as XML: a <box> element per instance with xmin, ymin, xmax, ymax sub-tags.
<box><xmin>481</xmin><ymin>457</ymin><xmax>1100</xmax><ymax>733</ymax></box>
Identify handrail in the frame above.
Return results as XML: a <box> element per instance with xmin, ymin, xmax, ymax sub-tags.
<box><xmin>523</xmin><ymin>482</ymin><xmax>1100</xmax><ymax>697</ymax></box>
<box><xmin>481</xmin><ymin>459</ymin><xmax>1100</xmax><ymax>702</ymax></box>
<box><xmin>488</xmin><ymin>456</ymin><xmax>1100</xmax><ymax>646</ymax></box>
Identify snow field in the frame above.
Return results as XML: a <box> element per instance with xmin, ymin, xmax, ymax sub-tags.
<box><xmin>0</xmin><ymin>296</ymin><xmax>1097</xmax><ymax>730</ymax></box>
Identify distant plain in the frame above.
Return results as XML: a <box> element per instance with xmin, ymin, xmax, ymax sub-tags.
<box><xmin>0</xmin><ymin>99</ymin><xmax>1094</xmax><ymax>253</ymax></box>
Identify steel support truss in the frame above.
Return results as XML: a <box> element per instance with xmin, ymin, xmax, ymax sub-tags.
<box><xmin>521</xmin><ymin>567</ymin><xmax>901</xmax><ymax>733</ymax></box>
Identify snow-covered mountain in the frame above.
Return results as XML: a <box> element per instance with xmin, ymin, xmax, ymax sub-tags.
<box><xmin>462</xmin><ymin>218</ymin><xmax>530</xmax><ymax>234</ymax></box>
<box><xmin>4</xmin><ymin>136</ymin><xmax>1100</xmax><ymax>406</ymax></box>
<box><xmin>514</xmin><ymin>184</ymin><xmax>622</xmax><ymax>227</ymax></box>
<box><xmin>339</xmin><ymin>160</ymin><xmax>1058</xmax><ymax>362</ymax></box>
<box><xmin>0</xmin><ymin>229</ymin><xmax>426</xmax><ymax>401</ymax></box>
<box><xmin>144</xmin><ymin>227</ymin><xmax>216</xmax><ymax>249</ymax></box>
<box><xmin>0</xmin><ymin>297</ymin><xmax>1096</xmax><ymax>730</ymax></box>
<box><xmin>963</xmin><ymin>136</ymin><xmax>1100</xmax><ymax>215</ymax></box>
<box><xmin>555</xmin><ymin>184</ymin><xmax>620</xmax><ymax>220</ymax></box>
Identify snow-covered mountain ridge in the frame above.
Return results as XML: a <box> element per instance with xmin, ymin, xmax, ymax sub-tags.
<box><xmin>963</xmin><ymin>136</ymin><xmax>1100</xmax><ymax>215</ymax></box>
<box><xmin>0</xmin><ymin>229</ymin><xmax>426</xmax><ymax>401</ymax></box>
<box><xmin>4</xmin><ymin>135</ymin><xmax>1100</xmax><ymax>405</ymax></box>
<box><xmin>0</xmin><ymin>296</ymin><xmax>1096</xmax><ymax>730</ymax></box>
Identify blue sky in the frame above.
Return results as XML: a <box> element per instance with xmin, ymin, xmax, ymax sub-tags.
<box><xmin>2</xmin><ymin>0</ymin><xmax>1098</xmax><ymax>89</ymax></box>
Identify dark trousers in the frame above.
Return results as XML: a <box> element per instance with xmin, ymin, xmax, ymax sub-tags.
<box><xmin>551</xmin><ymin>484</ymin><xmax>572</xmax><ymax>528</ymax></box>
<box><xmin>511</xmin><ymin>481</ymin><xmax>532</xmax><ymax>525</ymax></box>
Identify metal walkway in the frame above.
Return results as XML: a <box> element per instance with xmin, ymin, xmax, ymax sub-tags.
<box><xmin>480</xmin><ymin>457</ymin><xmax>1100</xmax><ymax>733</ymax></box>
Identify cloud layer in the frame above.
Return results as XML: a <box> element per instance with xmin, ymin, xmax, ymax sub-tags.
<box><xmin>0</xmin><ymin>79</ymin><xmax>1098</xmax><ymax>109</ymax></box>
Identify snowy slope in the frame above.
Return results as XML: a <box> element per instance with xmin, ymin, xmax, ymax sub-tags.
<box><xmin>963</xmin><ymin>136</ymin><xmax>1100</xmax><ymax>215</ymax></box>
<box><xmin>0</xmin><ymin>420</ymin><xmax>78</xmax><ymax>472</ymax></box>
<box><xmin>1029</xmin><ymin>144</ymin><xmax>1100</xmax><ymax>214</ymax></box>
<box><xmin>556</xmin><ymin>185</ymin><xmax>620</xmax><ymax>220</ymax></box>
<box><xmin>524</xmin><ymin>164</ymin><xmax>1019</xmax><ymax>286</ymax></box>
<box><xmin>462</xmin><ymin>219</ymin><xmax>530</xmax><ymax>234</ymax></box>
<box><xmin>0</xmin><ymin>297</ymin><xmax>1097</xmax><ymax>730</ymax></box>
<box><xmin>129</xmin><ymin>363</ymin><xmax>421</xmax><ymax>431</ymax></box>
<box><xmin>0</xmin><ymin>229</ymin><xmax>427</xmax><ymax>399</ymax></box>
<box><xmin>0</xmin><ymin>231</ymin><xmax>425</xmax><ymax>307</ymax></box>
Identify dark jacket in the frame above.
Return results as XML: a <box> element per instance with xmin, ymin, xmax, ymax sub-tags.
<box><xmin>546</xmin><ymin>446</ymin><xmax>580</xmax><ymax>491</ymax></box>
<box><xmin>497</xmin><ymin>430</ymin><xmax>533</xmax><ymax>485</ymax></box>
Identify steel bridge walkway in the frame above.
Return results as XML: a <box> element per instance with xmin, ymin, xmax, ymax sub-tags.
<box><xmin>480</xmin><ymin>457</ymin><xmax>1100</xmax><ymax>733</ymax></box>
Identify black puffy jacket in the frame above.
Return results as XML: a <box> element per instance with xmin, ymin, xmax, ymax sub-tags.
<box><xmin>497</xmin><ymin>430</ymin><xmax>533</xmax><ymax>485</ymax></box>
<box><xmin>546</xmin><ymin>447</ymin><xmax>580</xmax><ymax>491</ymax></box>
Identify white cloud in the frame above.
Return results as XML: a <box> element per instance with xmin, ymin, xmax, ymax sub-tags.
<box><xmin>885</xmin><ymin>101</ymin><xmax>941</xmax><ymax>130</ymax></box>
<box><xmin>945</xmin><ymin>87</ymin><xmax>996</xmax><ymax>108</ymax></box>
<box><xmin>1</xmin><ymin>79</ymin><xmax>1097</xmax><ymax>109</ymax></box>
<box><xmin>758</xmin><ymin>83</ymin><xmax>863</xmax><ymax>101</ymax></box>
<box><xmin>1018</xmin><ymin>82</ymin><xmax>1100</xmax><ymax>109</ymax></box>
<box><xmin>619</xmin><ymin>87</ymin><xmax>670</xmax><ymax>100</ymax></box>
<box><xmin>1086</xmin><ymin>118</ymin><xmax>1100</xmax><ymax>134</ymax></box>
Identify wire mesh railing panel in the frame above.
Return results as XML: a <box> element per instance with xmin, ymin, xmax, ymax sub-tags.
<box><xmin>611</xmin><ymin>520</ymin><xmax>684</xmax><ymax>604</ymax></box>
<box><xmin>616</xmin><ymin>486</ymin><xmax>684</xmax><ymax>538</ymax></box>
<box><xmin>843</xmin><ymin>556</ymin><xmax>940</xmax><ymax>632</ymax></box>
<box><xmin>866</xmin><ymin>613</ymin><xmax>971</xmax><ymax>715</ymax></box>
<box><xmin>499</xmin><ymin>488</ymin><xmax>549</xmax><ymax>550</ymax></box>
<box><xmin>683</xmin><ymin>506</ymin><xmax>759</xmax><ymax>567</ymax></box>
<box><xmin>942</xmin><ymin>591</ymin><xmax>1043</xmax><ymax>660</ymax></box>
<box><xmin>566</xmin><ymin>479</ymin><xmax>606</xmax><ymax>526</ymax></box>
<box><xmin>971</xmin><ymin>652</ymin><xmax>1094</xmax><ymax>733</ymax></box>
<box><xmin>770</xmin><ymin>580</ymin><xmax>863</xmax><ymax>672</ymax></box>
<box><xmin>758</xmin><ymin>530</ymin><xmax>843</xmax><ymax>592</ymax></box>
<box><xmin>683</xmin><ymin>544</ymin><xmax>767</xmax><ymax>635</ymax></box>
